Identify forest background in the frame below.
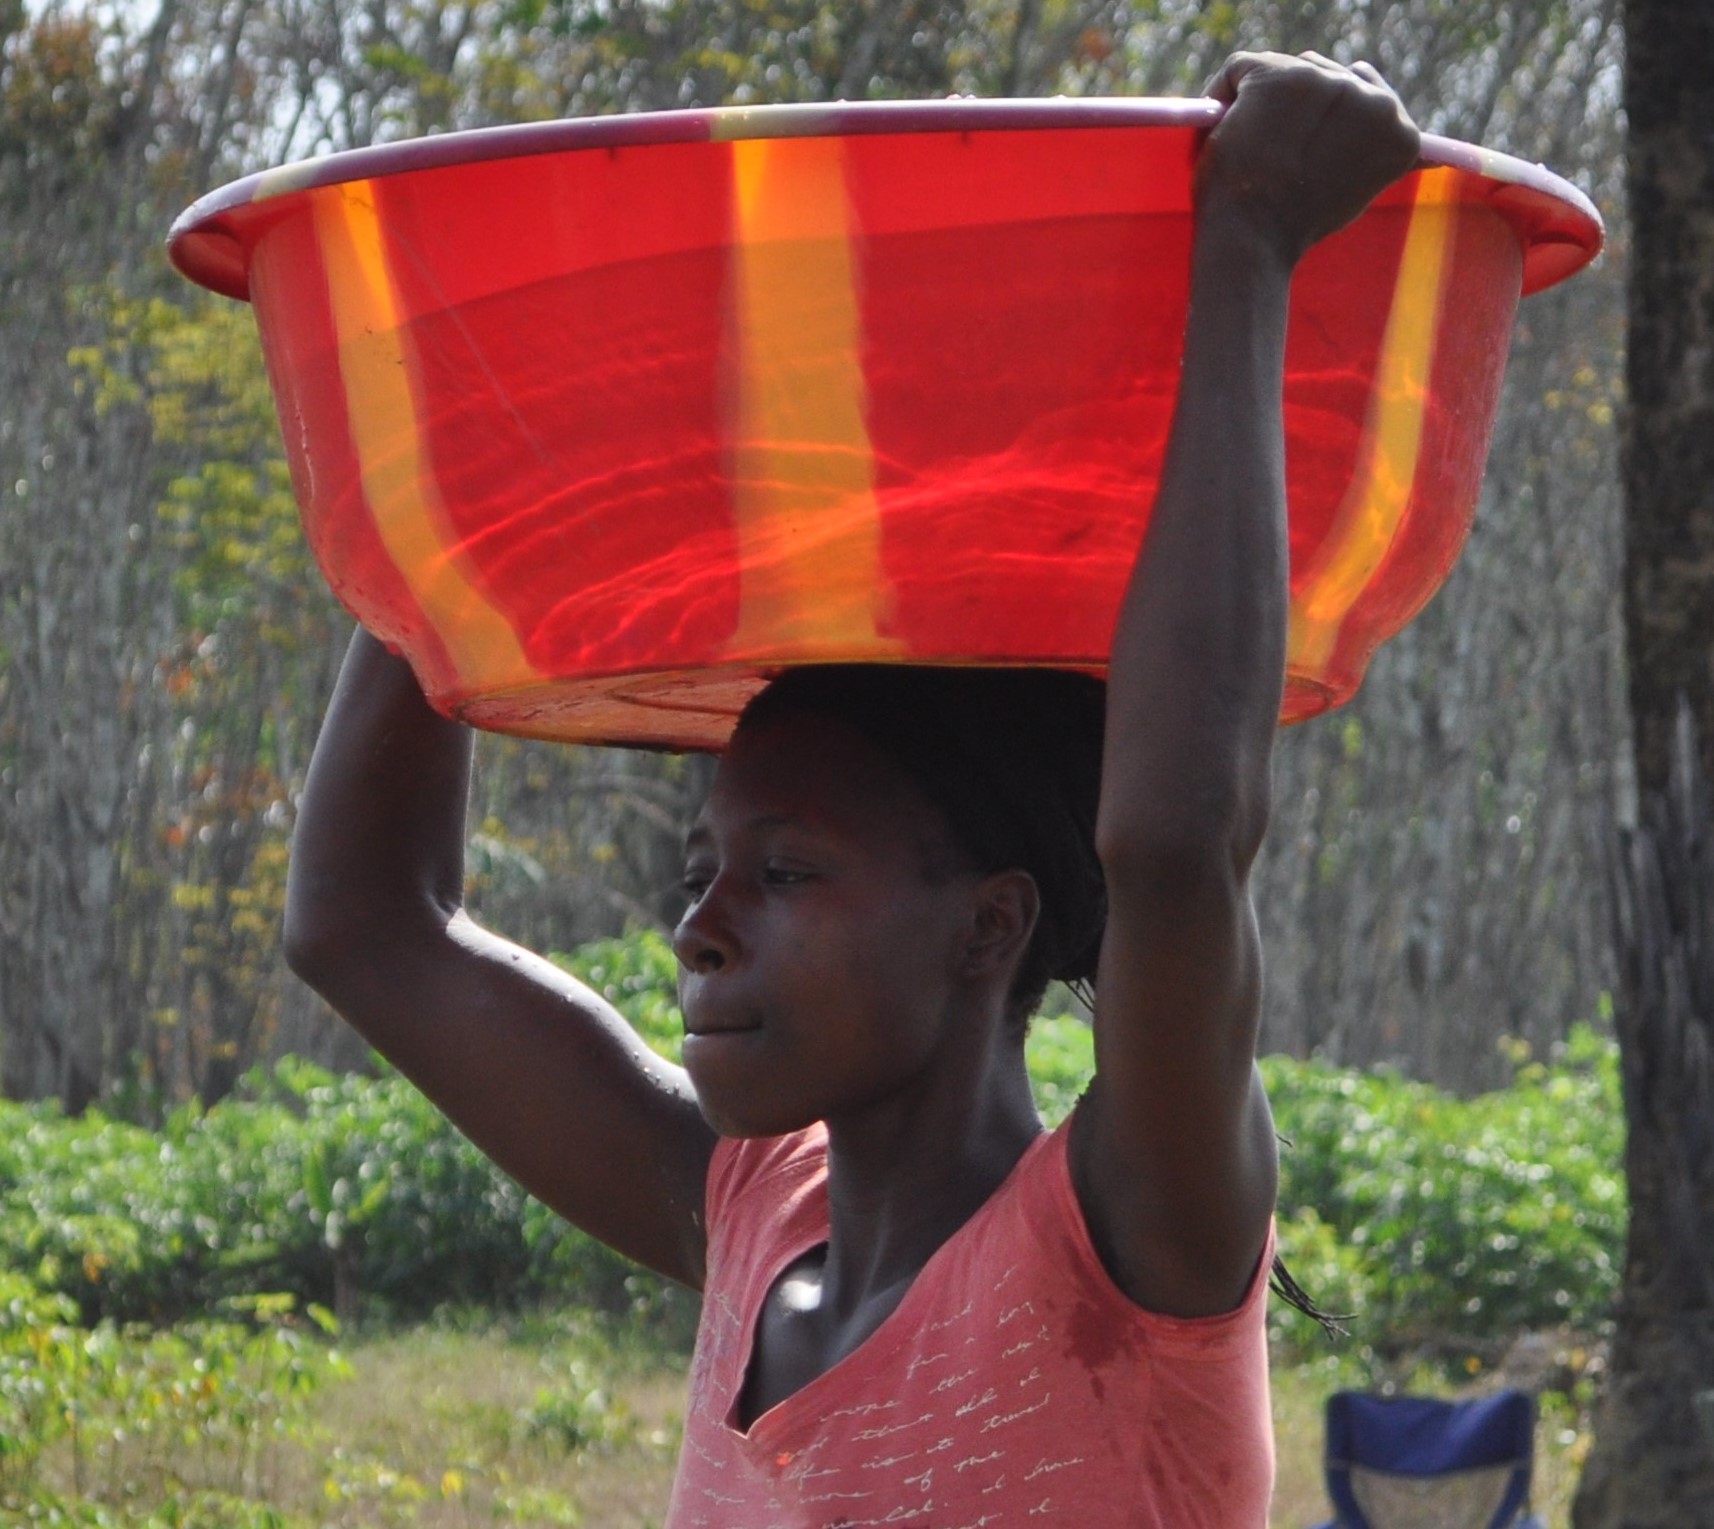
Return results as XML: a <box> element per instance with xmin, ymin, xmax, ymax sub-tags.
<box><xmin>0</xmin><ymin>0</ymin><xmax>1626</xmax><ymax>1113</ymax></box>
<box><xmin>0</xmin><ymin>0</ymin><xmax>1653</xmax><ymax>1523</ymax></box>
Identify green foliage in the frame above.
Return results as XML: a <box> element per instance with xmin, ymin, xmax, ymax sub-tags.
<box><xmin>0</xmin><ymin>1051</ymin><xmax>692</xmax><ymax>1336</ymax></box>
<box><xmin>65</xmin><ymin>288</ymin><xmax>312</xmax><ymax>626</ymax></box>
<box><xmin>0</xmin><ymin>931</ymin><xmax>1625</xmax><ymax>1366</ymax></box>
<box><xmin>0</xmin><ymin>1270</ymin><xmax>344</xmax><ymax>1524</ymax></box>
<box><xmin>519</xmin><ymin>1353</ymin><xmax>637</xmax><ymax>1451</ymax></box>
<box><xmin>557</xmin><ymin>930</ymin><xmax>686</xmax><ymax>1065</ymax></box>
<box><xmin>1</xmin><ymin>10</ymin><xmax>114</xmax><ymax>169</ymax></box>
<box><xmin>1025</xmin><ymin>993</ymin><xmax>1624</xmax><ymax>1358</ymax></box>
<box><xmin>1025</xmin><ymin>1012</ymin><xmax>1095</xmax><ymax>1127</ymax></box>
<box><xmin>1265</xmin><ymin>1024</ymin><xmax>1626</xmax><ymax>1353</ymax></box>
<box><xmin>149</xmin><ymin>298</ymin><xmax>317</xmax><ymax>627</ymax></box>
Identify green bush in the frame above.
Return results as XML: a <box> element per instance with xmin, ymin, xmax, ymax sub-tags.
<box><xmin>0</xmin><ymin>1053</ymin><xmax>687</xmax><ymax>1333</ymax></box>
<box><xmin>1265</xmin><ymin>1025</ymin><xmax>1625</xmax><ymax>1349</ymax></box>
<box><xmin>0</xmin><ymin>929</ymin><xmax>1625</xmax><ymax>1358</ymax></box>
<box><xmin>1025</xmin><ymin>1011</ymin><xmax>1096</xmax><ymax>1127</ymax></box>
<box><xmin>0</xmin><ymin>1270</ymin><xmax>343</xmax><ymax>1524</ymax></box>
<box><xmin>559</xmin><ymin>930</ymin><xmax>685</xmax><ymax>1064</ymax></box>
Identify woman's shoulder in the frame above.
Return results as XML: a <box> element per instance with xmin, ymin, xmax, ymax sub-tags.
<box><xmin>982</xmin><ymin>1119</ymin><xmax>1276</xmax><ymax>1343</ymax></box>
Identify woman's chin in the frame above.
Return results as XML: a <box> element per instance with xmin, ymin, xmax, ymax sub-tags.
<box><xmin>685</xmin><ymin>1033</ymin><xmax>808</xmax><ymax>1139</ymax></box>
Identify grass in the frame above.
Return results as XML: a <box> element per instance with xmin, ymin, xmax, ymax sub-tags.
<box><xmin>26</xmin><ymin>1312</ymin><xmax>1593</xmax><ymax>1524</ymax></box>
<box><xmin>307</xmin><ymin>1330</ymin><xmax>1593</xmax><ymax>1527</ymax></box>
<box><xmin>292</xmin><ymin>1313</ymin><xmax>686</xmax><ymax>1526</ymax></box>
<box><xmin>294</xmin><ymin>1325</ymin><xmax>1595</xmax><ymax>1526</ymax></box>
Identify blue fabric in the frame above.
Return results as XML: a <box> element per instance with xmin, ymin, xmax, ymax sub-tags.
<box><xmin>1314</xmin><ymin>1518</ymin><xmax>1545</xmax><ymax>1529</ymax></box>
<box><xmin>1319</xmin><ymin>1389</ymin><xmax>1538</xmax><ymax>1529</ymax></box>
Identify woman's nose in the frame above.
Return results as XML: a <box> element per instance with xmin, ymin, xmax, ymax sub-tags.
<box><xmin>672</xmin><ymin>890</ymin><xmax>736</xmax><ymax>974</ymax></box>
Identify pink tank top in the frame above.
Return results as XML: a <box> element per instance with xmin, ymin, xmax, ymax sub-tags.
<box><xmin>665</xmin><ymin>1122</ymin><xmax>1275</xmax><ymax>1528</ymax></box>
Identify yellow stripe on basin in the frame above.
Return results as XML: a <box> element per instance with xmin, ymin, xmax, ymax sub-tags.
<box><xmin>725</xmin><ymin>136</ymin><xmax>903</xmax><ymax>658</ymax></box>
<box><xmin>1287</xmin><ymin>169</ymin><xmax>1460</xmax><ymax>678</ymax></box>
<box><xmin>315</xmin><ymin>181</ymin><xmax>535</xmax><ymax>689</ymax></box>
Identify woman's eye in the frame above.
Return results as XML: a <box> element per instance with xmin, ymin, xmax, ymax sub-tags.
<box><xmin>762</xmin><ymin>863</ymin><xmax>811</xmax><ymax>887</ymax></box>
<box><xmin>681</xmin><ymin>871</ymin><xmax>712</xmax><ymax>899</ymax></box>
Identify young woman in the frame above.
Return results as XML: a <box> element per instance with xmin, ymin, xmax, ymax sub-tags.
<box><xmin>284</xmin><ymin>50</ymin><xmax>1421</xmax><ymax>1527</ymax></box>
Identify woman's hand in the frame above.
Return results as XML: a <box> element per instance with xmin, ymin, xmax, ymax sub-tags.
<box><xmin>1199</xmin><ymin>50</ymin><xmax>1422</xmax><ymax>268</ymax></box>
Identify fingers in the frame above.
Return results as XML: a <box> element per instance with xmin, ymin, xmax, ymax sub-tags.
<box><xmin>1201</xmin><ymin>52</ymin><xmax>1258</xmax><ymax>106</ymax></box>
<box><xmin>1204</xmin><ymin>49</ymin><xmax>1416</xmax><ymax>168</ymax></box>
<box><xmin>1202</xmin><ymin>49</ymin><xmax>1298</xmax><ymax>104</ymax></box>
<box><xmin>1193</xmin><ymin>47</ymin><xmax>1421</xmax><ymax>262</ymax></box>
<box><xmin>1298</xmin><ymin>50</ymin><xmax>1349</xmax><ymax>76</ymax></box>
<box><xmin>1203</xmin><ymin>47</ymin><xmax>1394</xmax><ymax>101</ymax></box>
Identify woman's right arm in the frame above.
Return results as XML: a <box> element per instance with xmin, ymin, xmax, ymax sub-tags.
<box><xmin>284</xmin><ymin>627</ymin><xmax>718</xmax><ymax>1288</ymax></box>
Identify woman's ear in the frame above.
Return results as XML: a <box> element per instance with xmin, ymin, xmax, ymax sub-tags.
<box><xmin>961</xmin><ymin>870</ymin><xmax>1040</xmax><ymax>984</ymax></box>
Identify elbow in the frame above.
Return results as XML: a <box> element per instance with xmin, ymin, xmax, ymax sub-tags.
<box><xmin>281</xmin><ymin>890</ymin><xmax>349</xmax><ymax>998</ymax></box>
<box><xmin>282</xmin><ymin>840</ymin><xmax>467</xmax><ymax>1002</ymax></box>
<box><xmin>281</xmin><ymin>874</ymin><xmax>439</xmax><ymax>1002</ymax></box>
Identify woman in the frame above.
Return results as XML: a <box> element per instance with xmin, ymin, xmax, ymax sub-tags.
<box><xmin>284</xmin><ymin>50</ymin><xmax>1420</xmax><ymax>1526</ymax></box>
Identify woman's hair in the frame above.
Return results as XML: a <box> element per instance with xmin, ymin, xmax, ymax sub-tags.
<box><xmin>736</xmin><ymin>664</ymin><xmax>1108</xmax><ymax>1020</ymax></box>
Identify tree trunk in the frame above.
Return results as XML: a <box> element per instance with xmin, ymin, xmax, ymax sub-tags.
<box><xmin>1573</xmin><ymin>1</ymin><xmax>1714</xmax><ymax>1521</ymax></box>
<box><xmin>1576</xmin><ymin>704</ymin><xmax>1714</xmax><ymax>1524</ymax></box>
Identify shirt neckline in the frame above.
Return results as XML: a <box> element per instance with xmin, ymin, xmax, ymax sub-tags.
<box><xmin>722</xmin><ymin>1124</ymin><xmax>1056</xmax><ymax>1450</ymax></box>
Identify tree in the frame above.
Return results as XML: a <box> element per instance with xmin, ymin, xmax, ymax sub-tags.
<box><xmin>1571</xmin><ymin>2</ymin><xmax>1714</xmax><ymax>1523</ymax></box>
<box><xmin>1</xmin><ymin>0</ymin><xmax>1630</xmax><ymax>1106</ymax></box>
<box><xmin>0</xmin><ymin>7</ymin><xmax>182</xmax><ymax>1107</ymax></box>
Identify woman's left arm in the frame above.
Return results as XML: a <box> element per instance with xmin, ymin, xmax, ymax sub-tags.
<box><xmin>1074</xmin><ymin>52</ymin><xmax>1420</xmax><ymax>1316</ymax></box>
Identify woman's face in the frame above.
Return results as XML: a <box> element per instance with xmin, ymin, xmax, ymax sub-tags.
<box><xmin>673</xmin><ymin>709</ymin><xmax>983</xmax><ymax>1138</ymax></box>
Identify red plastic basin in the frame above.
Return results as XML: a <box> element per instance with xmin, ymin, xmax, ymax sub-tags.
<box><xmin>169</xmin><ymin>99</ymin><xmax>1602</xmax><ymax>749</ymax></box>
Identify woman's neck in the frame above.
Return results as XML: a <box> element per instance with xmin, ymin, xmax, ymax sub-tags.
<box><xmin>815</xmin><ymin>1039</ymin><xmax>1042</xmax><ymax>1317</ymax></box>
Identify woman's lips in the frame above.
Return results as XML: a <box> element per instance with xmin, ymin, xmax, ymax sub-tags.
<box><xmin>679</xmin><ymin>979</ymin><xmax>762</xmax><ymax>1037</ymax></box>
<box><xmin>681</xmin><ymin>1007</ymin><xmax>763</xmax><ymax>1037</ymax></box>
<box><xmin>684</xmin><ymin>1021</ymin><xmax>761</xmax><ymax>1037</ymax></box>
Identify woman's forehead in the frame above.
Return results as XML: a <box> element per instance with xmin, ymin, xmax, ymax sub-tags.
<box><xmin>699</xmin><ymin>710</ymin><xmax>947</xmax><ymax>841</ymax></box>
